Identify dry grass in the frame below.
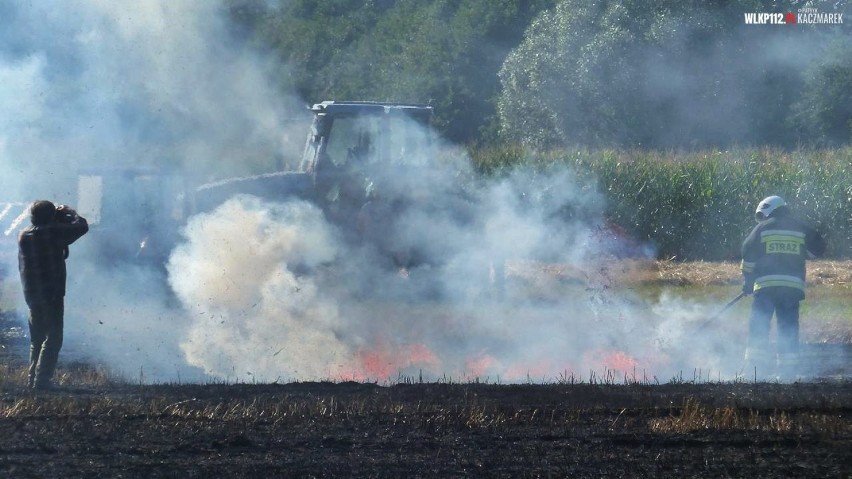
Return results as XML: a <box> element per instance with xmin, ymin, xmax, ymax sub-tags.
<box><xmin>2</xmin><ymin>364</ymin><xmax>850</xmax><ymax>440</ymax></box>
<box><xmin>651</xmin><ymin>260</ymin><xmax>852</xmax><ymax>287</ymax></box>
<box><xmin>649</xmin><ymin>396</ymin><xmax>851</xmax><ymax>437</ymax></box>
<box><xmin>0</xmin><ymin>387</ymin><xmax>848</xmax><ymax>441</ymax></box>
<box><xmin>1</xmin><ymin>362</ymin><xmax>119</xmax><ymax>389</ymax></box>
<box><xmin>509</xmin><ymin>259</ymin><xmax>852</xmax><ymax>288</ymax></box>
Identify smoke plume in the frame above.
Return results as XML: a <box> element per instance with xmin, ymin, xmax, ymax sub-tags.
<box><xmin>166</xmin><ymin>158</ymin><xmax>752</xmax><ymax>383</ymax></box>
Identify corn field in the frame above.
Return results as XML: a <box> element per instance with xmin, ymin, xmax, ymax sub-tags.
<box><xmin>472</xmin><ymin>147</ymin><xmax>852</xmax><ymax>260</ymax></box>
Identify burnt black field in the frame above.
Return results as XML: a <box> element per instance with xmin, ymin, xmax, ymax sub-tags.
<box><xmin>0</xmin><ymin>312</ymin><xmax>850</xmax><ymax>478</ymax></box>
<box><xmin>0</xmin><ymin>377</ymin><xmax>850</xmax><ymax>477</ymax></box>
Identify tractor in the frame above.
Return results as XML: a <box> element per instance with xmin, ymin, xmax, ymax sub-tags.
<box><xmin>193</xmin><ymin>101</ymin><xmax>453</xmax><ymax>271</ymax></box>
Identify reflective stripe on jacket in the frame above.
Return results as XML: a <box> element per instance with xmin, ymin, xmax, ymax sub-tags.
<box><xmin>741</xmin><ymin>214</ymin><xmax>825</xmax><ymax>298</ymax></box>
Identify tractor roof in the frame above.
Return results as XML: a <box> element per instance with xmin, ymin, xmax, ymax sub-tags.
<box><xmin>309</xmin><ymin>101</ymin><xmax>433</xmax><ymax>117</ymax></box>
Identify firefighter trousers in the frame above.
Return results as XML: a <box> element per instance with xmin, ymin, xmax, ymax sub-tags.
<box><xmin>747</xmin><ymin>287</ymin><xmax>800</xmax><ymax>357</ymax></box>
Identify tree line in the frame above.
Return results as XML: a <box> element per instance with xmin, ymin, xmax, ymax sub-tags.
<box><xmin>227</xmin><ymin>0</ymin><xmax>851</xmax><ymax>150</ymax></box>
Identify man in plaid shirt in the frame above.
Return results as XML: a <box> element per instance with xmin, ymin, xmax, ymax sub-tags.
<box><xmin>18</xmin><ymin>200</ymin><xmax>88</xmax><ymax>390</ymax></box>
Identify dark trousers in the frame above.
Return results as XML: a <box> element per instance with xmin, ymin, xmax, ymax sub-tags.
<box><xmin>748</xmin><ymin>287</ymin><xmax>800</xmax><ymax>356</ymax></box>
<box><xmin>27</xmin><ymin>297</ymin><xmax>65</xmax><ymax>386</ymax></box>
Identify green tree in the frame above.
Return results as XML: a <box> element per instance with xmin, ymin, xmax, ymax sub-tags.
<box><xmin>497</xmin><ymin>0</ymin><xmax>851</xmax><ymax>149</ymax></box>
<box><xmin>227</xmin><ymin>0</ymin><xmax>553</xmax><ymax>145</ymax></box>
<box><xmin>790</xmin><ymin>39</ymin><xmax>852</xmax><ymax>146</ymax></box>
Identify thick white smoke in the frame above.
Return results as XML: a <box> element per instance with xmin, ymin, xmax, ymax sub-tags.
<box><xmin>168</xmin><ymin>196</ymin><xmax>350</xmax><ymax>380</ymax></box>
<box><xmin>163</xmin><ymin>164</ymin><xmax>751</xmax><ymax>383</ymax></box>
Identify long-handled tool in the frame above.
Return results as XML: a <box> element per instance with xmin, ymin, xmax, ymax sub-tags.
<box><xmin>696</xmin><ymin>292</ymin><xmax>747</xmax><ymax>331</ymax></box>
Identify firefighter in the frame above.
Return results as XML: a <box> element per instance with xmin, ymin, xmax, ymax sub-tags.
<box><xmin>741</xmin><ymin>195</ymin><xmax>825</xmax><ymax>379</ymax></box>
<box><xmin>18</xmin><ymin>201</ymin><xmax>88</xmax><ymax>390</ymax></box>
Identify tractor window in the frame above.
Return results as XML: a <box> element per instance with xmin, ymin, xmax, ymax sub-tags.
<box><xmin>324</xmin><ymin>114</ymin><xmax>433</xmax><ymax>168</ymax></box>
<box><xmin>325</xmin><ymin>116</ymin><xmax>379</xmax><ymax>168</ymax></box>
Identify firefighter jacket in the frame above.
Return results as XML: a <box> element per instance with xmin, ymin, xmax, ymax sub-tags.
<box><xmin>741</xmin><ymin>212</ymin><xmax>825</xmax><ymax>300</ymax></box>
<box><xmin>18</xmin><ymin>215</ymin><xmax>88</xmax><ymax>306</ymax></box>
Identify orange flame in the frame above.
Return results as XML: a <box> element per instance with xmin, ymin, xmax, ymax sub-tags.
<box><xmin>465</xmin><ymin>353</ymin><xmax>499</xmax><ymax>377</ymax></box>
<box><xmin>584</xmin><ymin>349</ymin><xmax>640</xmax><ymax>374</ymax></box>
<box><xmin>347</xmin><ymin>341</ymin><xmax>440</xmax><ymax>380</ymax></box>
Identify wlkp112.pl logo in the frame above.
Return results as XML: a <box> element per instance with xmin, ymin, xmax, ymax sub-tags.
<box><xmin>744</xmin><ymin>7</ymin><xmax>843</xmax><ymax>25</ymax></box>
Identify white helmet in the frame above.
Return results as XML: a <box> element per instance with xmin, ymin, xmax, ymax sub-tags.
<box><xmin>755</xmin><ymin>195</ymin><xmax>786</xmax><ymax>222</ymax></box>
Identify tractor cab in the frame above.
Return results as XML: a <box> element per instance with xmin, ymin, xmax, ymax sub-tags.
<box><xmin>300</xmin><ymin>101</ymin><xmax>435</xmax><ymax>225</ymax></box>
<box><xmin>301</xmin><ymin>101</ymin><xmax>434</xmax><ymax>173</ymax></box>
